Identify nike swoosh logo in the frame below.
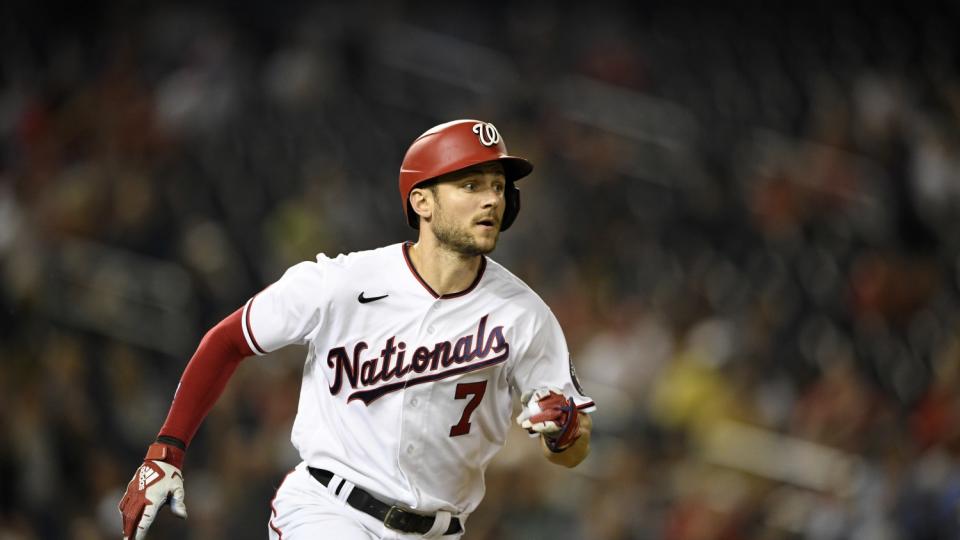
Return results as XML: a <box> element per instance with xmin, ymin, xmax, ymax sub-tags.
<box><xmin>358</xmin><ymin>292</ymin><xmax>389</xmax><ymax>304</ymax></box>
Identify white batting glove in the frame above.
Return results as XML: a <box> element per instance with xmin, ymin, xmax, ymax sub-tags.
<box><xmin>119</xmin><ymin>444</ymin><xmax>187</xmax><ymax>539</ymax></box>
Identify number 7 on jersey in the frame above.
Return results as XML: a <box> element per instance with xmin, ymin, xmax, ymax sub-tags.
<box><xmin>449</xmin><ymin>381</ymin><xmax>487</xmax><ymax>437</ymax></box>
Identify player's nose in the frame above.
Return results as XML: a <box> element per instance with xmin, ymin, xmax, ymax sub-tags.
<box><xmin>480</xmin><ymin>192</ymin><xmax>504</xmax><ymax>213</ymax></box>
<box><xmin>480</xmin><ymin>183</ymin><xmax>504</xmax><ymax>208</ymax></box>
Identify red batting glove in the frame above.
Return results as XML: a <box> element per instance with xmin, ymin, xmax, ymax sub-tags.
<box><xmin>517</xmin><ymin>388</ymin><xmax>582</xmax><ymax>452</ymax></box>
<box><xmin>118</xmin><ymin>442</ymin><xmax>187</xmax><ymax>539</ymax></box>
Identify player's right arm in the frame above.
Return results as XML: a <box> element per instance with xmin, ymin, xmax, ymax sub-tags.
<box><xmin>118</xmin><ymin>260</ymin><xmax>328</xmax><ymax>539</ymax></box>
<box><xmin>118</xmin><ymin>307</ymin><xmax>252</xmax><ymax>539</ymax></box>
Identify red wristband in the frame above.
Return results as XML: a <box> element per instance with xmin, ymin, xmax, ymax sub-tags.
<box><xmin>145</xmin><ymin>442</ymin><xmax>185</xmax><ymax>470</ymax></box>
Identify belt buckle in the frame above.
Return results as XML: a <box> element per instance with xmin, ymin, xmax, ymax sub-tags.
<box><xmin>383</xmin><ymin>506</ymin><xmax>407</xmax><ymax>532</ymax></box>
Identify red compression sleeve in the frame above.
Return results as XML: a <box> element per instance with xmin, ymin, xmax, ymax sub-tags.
<box><xmin>157</xmin><ymin>307</ymin><xmax>255</xmax><ymax>448</ymax></box>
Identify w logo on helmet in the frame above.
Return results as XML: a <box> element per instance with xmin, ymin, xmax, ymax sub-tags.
<box><xmin>472</xmin><ymin>122</ymin><xmax>501</xmax><ymax>147</ymax></box>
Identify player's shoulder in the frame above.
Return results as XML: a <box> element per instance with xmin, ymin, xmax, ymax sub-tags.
<box><xmin>279</xmin><ymin>243</ymin><xmax>401</xmax><ymax>282</ymax></box>
<box><xmin>483</xmin><ymin>257</ymin><xmax>552</xmax><ymax>313</ymax></box>
<box><xmin>314</xmin><ymin>243</ymin><xmax>401</xmax><ymax>269</ymax></box>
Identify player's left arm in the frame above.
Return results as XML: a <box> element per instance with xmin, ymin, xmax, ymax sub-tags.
<box><xmin>511</xmin><ymin>306</ymin><xmax>597</xmax><ymax>468</ymax></box>
<box><xmin>540</xmin><ymin>411</ymin><xmax>591</xmax><ymax>467</ymax></box>
<box><xmin>518</xmin><ymin>387</ymin><xmax>593</xmax><ymax>468</ymax></box>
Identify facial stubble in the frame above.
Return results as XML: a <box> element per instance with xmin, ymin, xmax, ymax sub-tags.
<box><xmin>429</xmin><ymin>195</ymin><xmax>498</xmax><ymax>257</ymax></box>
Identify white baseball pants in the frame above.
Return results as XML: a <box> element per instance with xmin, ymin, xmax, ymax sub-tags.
<box><xmin>268</xmin><ymin>462</ymin><xmax>464</xmax><ymax>540</ymax></box>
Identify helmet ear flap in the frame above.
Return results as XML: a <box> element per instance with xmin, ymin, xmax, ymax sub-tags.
<box><xmin>500</xmin><ymin>182</ymin><xmax>520</xmax><ymax>231</ymax></box>
<box><xmin>407</xmin><ymin>200</ymin><xmax>420</xmax><ymax>229</ymax></box>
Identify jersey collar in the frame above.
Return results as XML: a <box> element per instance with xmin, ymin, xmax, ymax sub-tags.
<box><xmin>401</xmin><ymin>241</ymin><xmax>487</xmax><ymax>299</ymax></box>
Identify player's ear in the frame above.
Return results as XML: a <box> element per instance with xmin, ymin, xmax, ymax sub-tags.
<box><xmin>409</xmin><ymin>186</ymin><xmax>434</xmax><ymax>223</ymax></box>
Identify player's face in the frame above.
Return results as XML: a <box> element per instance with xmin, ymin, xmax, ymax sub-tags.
<box><xmin>429</xmin><ymin>162</ymin><xmax>507</xmax><ymax>256</ymax></box>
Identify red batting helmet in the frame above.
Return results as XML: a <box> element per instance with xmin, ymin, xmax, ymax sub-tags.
<box><xmin>399</xmin><ymin>119</ymin><xmax>533</xmax><ymax>230</ymax></box>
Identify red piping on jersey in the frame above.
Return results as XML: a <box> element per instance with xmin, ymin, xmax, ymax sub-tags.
<box><xmin>577</xmin><ymin>401</ymin><xmax>596</xmax><ymax>411</ymax></box>
<box><xmin>401</xmin><ymin>241</ymin><xmax>487</xmax><ymax>299</ymax></box>
<box><xmin>245</xmin><ymin>295</ymin><xmax>267</xmax><ymax>355</ymax></box>
<box><xmin>269</xmin><ymin>510</ymin><xmax>283</xmax><ymax>539</ymax></box>
<box><xmin>269</xmin><ymin>469</ymin><xmax>296</xmax><ymax>539</ymax></box>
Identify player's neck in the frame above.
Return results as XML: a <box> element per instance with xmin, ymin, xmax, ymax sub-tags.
<box><xmin>407</xmin><ymin>239</ymin><xmax>483</xmax><ymax>296</ymax></box>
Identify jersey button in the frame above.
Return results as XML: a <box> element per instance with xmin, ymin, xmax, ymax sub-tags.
<box><xmin>427</xmin><ymin>326</ymin><xmax>435</xmax><ymax>334</ymax></box>
<box><xmin>406</xmin><ymin>445</ymin><xmax>415</xmax><ymax>455</ymax></box>
<box><xmin>410</xmin><ymin>398</ymin><xmax>419</xmax><ymax>407</ymax></box>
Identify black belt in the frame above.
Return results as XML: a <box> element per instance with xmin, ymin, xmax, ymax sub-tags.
<box><xmin>308</xmin><ymin>467</ymin><xmax>463</xmax><ymax>536</ymax></box>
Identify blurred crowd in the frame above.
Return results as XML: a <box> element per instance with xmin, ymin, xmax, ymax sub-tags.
<box><xmin>4</xmin><ymin>1</ymin><xmax>960</xmax><ymax>539</ymax></box>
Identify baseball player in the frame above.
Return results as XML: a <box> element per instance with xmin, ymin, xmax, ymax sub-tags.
<box><xmin>118</xmin><ymin>119</ymin><xmax>596</xmax><ymax>539</ymax></box>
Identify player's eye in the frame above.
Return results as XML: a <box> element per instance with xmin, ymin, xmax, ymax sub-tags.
<box><xmin>463</xmin><ymin>182</ymin><xmax>476</xmax><ymax>191</ymax></box>
<box><xmin>493</xmin><ymin>183</ymin><xmax>505</xmax><ymax>194</ymax></box>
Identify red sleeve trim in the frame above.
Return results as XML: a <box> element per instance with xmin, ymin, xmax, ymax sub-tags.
<box><xmin>244</xmin><ymin>296</ymin><xmax>267</xmax><ymax>355</ymax></box>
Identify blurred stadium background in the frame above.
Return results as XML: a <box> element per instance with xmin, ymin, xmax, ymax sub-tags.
<box><xmin>4</xmin><ymin>1</ymin><xmax>960</xmax><ymax>538</ymax></box>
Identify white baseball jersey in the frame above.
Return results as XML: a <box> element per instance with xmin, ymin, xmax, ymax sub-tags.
<box><xmin>242</xmin><ymin>242</ymin><xmax>595</xmax><ymax>517</ymax></box>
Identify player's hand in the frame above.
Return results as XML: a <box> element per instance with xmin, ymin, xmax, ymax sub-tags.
<box><xmin>516</xmin><ymin>387</ymin><xmax>582</xmax><ymax>452</ymax></box>
<box><xmin>118</xmin><ymin>444</ymin><xmax>187</xmax><ymax>539</ymax></box>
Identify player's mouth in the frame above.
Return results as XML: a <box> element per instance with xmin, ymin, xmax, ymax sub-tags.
<box><xmin>475</xmin><ymin>217</ymin><xmax>498</xmax><ymax>230</ymax></box>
